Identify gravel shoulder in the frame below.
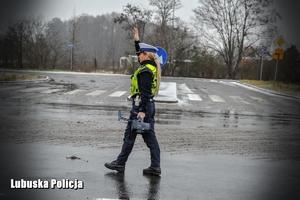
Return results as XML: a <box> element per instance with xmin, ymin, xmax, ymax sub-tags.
<box><xmin>1</xmin><ymin>107</ymin><xmax>299</xmax><ymax>162</ymax></box>
<box><xmin>0</xmin><ymin>72</ymin><xmax>47</xmax><ymax>82</ymax></box>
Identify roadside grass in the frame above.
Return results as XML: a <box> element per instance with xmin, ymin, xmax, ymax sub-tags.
<box><xmin>238</xmin><ymin>80</ymin><xmax>300</xmax><ymax>96</ymax></box>
<box><xmin>0</xmin><ymin>67</ymin><xmax>119</xmax><ymax>82</ymax></box>
<box><xmin>0</xmin><ymin>73</ymin><xmax>46</xmax><ymax>81</ymax></box>
<box><xmin>5</xmin><ymin>67</ymin><xmax>124</xmax><ymax>74</ymax></box>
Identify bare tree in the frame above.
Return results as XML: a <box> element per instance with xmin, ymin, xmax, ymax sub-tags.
<box><xmin>149</xmin><ymin>0</ymin><xmax>183</xmax><ymax>27</ymax></box>
<box><xmin>193</xmin><ymin>0</ymin><xmax>281</xmax><ymax>78</ymax></box>
<box><xmin>115</xmin><ymin>0</ymin><xmax>196</xmax><ymax>76</ymax></box>
<box><xmin>1</xmin><ymin>16</ymin><xmax>49</xmax><ymax>69</ymax></box>
<box><xmin>105</xmin><ymin>14</ymin><xmax>119</xmax><ymax>68</ymax></box>
<box><xmin>72</xmin><ymin>13</ymin><xmax>128</xmax><ymax>69</ymax></box>
<box><xmin>25</xmin><ymin>15</ymin><xmax>49</xmax><ymax>69</ymax></box>
<box><xmin>169</xmin><ymin>23</ymin><xmax>195</xmax><ymax>76</ymax></box>
<box><xmin>4</xmin><ymin>18</ymin><xmax>30</xmax><ymax>69</ymax></box>
<box><xmin>114</xmin><ymin>3</ymin><xmax>152</xmax><ymax>41</ymax></box>
<box><xmin>149</xmin><ymin>0</ymin><xmax>183</xmax><ymax>46</ymax></box>
<box><xmin>46</xmin><ymin>18</ymin><xmax>67</xmax><ymax>69</ymax></box>
<box><xmin>0</xmin><ymin>35</ymin><xmax>9</xmax><ymax>67</ymax></box>
<box><xmin>149</xmin><ymin>0</ymin><xmax>196</xmax><ymax>76</ymax></box>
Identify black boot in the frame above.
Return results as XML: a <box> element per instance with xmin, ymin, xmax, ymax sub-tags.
<box><xmin>143</xmin><ymin>167</ymin><xmax>161</xmax><ymax>176</ymax></box>
<box><xmin>105</xmin><ymin>160</ymin><xmax>125</xmax><ymax>173</ymax></box>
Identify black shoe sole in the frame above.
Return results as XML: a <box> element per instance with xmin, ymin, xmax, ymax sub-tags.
<box><xmin>104</xmin><ymin>163</ymin><xmax>125</xmax><ymax>173</ymax></box>
<box><xmin>143</xmin><ymin>170</ymin><xmax>161</xmax><ymax>176</ymax></box>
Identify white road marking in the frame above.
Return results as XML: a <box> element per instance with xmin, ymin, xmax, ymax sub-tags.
<box><xmin>109</xmin><ymin>91</ymin><xmax>127</xmax><ymax>97</ymax></box>
<box><xmin>229</xmin><ymin>96</ymin><xmax>250</xmax><ymax>104</ymax></box>
<box><xmin>188</xmin><ymin>93</ymin><xmax>202</xmax><ymax>101</ymax></box>
<box><xmin>86</xmin><ymin>90</ymin><xmax>106</xmax><ymax>96</ymax></box>
<box><xmin>208</xmin><ymin>95</ymin><xmax>225</xmax><ymax>102</ymax></box>
<box><xmin>94</xmin><ymin>199</ymin><xmax>121</xmax><ymax>200</ymax></box>
<box><xmin>250</xmin><ymin>96</ymin><xmax>273</xmax><ymax>105</ymax></box>
<box><xmin>65</xmin><ymin>89</ymin><xmax>86</xmax><ymax>95</ymax></box>
<box><xmin>177</xmin><ymin>83</ymin><xmax>194</xmax><ymax>94</ymax></box>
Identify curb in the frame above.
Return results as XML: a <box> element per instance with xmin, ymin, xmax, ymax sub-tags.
<box><xmin>236</xmin><ymin>82</ymin><xmax>300</xmax><ymax>100</ymax></box>
<box><xmin>0</xmin><ymin>76</ymin><xmax>51</xmax><ymax>84</ymax></box>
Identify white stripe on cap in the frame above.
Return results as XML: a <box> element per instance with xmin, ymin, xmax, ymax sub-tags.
<box><xmin>139</xmin><ymin>43</ymin><xmax>158</xmax><ymax>53</ymax></box>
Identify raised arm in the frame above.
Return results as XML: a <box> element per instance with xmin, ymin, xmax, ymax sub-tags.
<box><xmin>133</xmin><ymin>27</ymin><xmax>140</xmax><ymax>52</ymax></box>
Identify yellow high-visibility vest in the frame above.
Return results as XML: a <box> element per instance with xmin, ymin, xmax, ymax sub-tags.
<box><xmin>130</xmin><ymin>64</ymin><xmax>157</xmax><ymax>96</ymax></box>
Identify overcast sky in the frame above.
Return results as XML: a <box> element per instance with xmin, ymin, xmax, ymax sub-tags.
<box><xmin>0</xmin><ymin>0</ymin><xmax>299</xmax><ymax>45</ymax></box>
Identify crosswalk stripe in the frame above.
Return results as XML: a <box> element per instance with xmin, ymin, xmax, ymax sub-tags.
<box><xmin>229</xmin><ymin>96</ymin><xmax>250</xmax><ymax>104</ymax></box>
<box><xmin>109</xmin><ymin>91</ymin><xmax>127</xmax><ymax>97</ymax></box>
<box><xmin>94</xmin><ymin>199</ymin><xmax>121</xmax><ymax>200</ymax></box>
<box><xmin>65</xmin><ymin>89</ymin><xmax>86</xmax><ymax>95</ymax></box>
<box><xmin>86</xmin><ymin>90</ymin><xmax>106</xmax><ymax>96</ymax></box>
<box><xmin>250</xmin><ymin>96</ymin><xmax>273</xmax><ymax>105</ymax></box>
<box><xmin>2</xmin><ymin>82</ymin><xmax>296</xmax><ymax>109</ymax></box>
<box><xmin>177</xmin><ymin>83</ymin><xmax>194</xmax><ymax>94</ymax></box>
<box><xmin>188</xmin><ymin>93</ymin><xmax>202</xmax><ymax>101</ymax></box>
<box><xmin>208</xmin><ymin>95</ymin><xmax>225</xmax><ymax>102</ymax></box>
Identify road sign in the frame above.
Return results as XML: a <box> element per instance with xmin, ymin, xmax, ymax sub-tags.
<box><xmin>156</xmin><ymin>46</ymin><xmax>168</xmax><ymax>67</ymax></box>
<box><xmin>274</xmin><ymin>49</ymin><xmax>284</xmax><ymax>60</ymax></box>
<box><xmin>275</xmin><ymin>36</ymin><xmax>286</xmax><ymax>47</ymax></box>
<box><xmin>261</xmin><ymin>49</ymin><xmax>268</xmax><ymax>54</ymax></box>
<box><xmin>68</xmin><ymin>44</ymin><xmax>74</xmax><ymax>71</ymax></box>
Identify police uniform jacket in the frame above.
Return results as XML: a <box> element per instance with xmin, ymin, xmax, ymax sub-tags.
<box><xmin>134</xmin><ymin>40</ymin><xmax>156</xmax><ymax>113</ymax></box>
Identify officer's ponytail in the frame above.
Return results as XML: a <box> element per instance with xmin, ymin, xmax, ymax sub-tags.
<box><xmin>147</xmin><ymin>52</ymin><xmax>161</xmax><ymax>96</ymax></box>
<box><xmin>154</xmin><ymin>59</ymin><xmax>161</xmax><ymax>96</ymax></box>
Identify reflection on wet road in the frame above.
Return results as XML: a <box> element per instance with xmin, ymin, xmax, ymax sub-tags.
<box><xmin>155</xmin><ymin>107</ymin><xmax>300</xmax><ymax>131</ymax></box>
<box><xmin>1</xmin><ymin>99</ymin><xmax>299</xmax><ymax>161</ymax></box>
<box><xmin>104</xmin><ymin>172</ymin><xmax>161</xmax><ymax>200</ymax></box>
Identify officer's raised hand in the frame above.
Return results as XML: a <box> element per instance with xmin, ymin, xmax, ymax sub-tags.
<box><xmin>133</xmin><ymin>27</ymin><xmax>139</xmax><ymax>41</ymax></box>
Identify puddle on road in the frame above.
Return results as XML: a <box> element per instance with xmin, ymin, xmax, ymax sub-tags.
<box><xmin>2</xmin><ymin>100</ymin><xmax>299</xmax><ymax>131</ymax></box>
<box><xmin>104</xmin><ymin>172</ymin><xmax>161</xmax><ymax>200</ymax></box>
<box><xmin>155</xmin><ymin>108</ymin><xmax>300</xmax><ymax>130</ymax></box>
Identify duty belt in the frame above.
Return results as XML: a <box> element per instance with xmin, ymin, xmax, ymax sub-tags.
<box><xmin>130</xmin><ymin>95</ymin><xmax>154</xmax><ymax>106</ymax></box>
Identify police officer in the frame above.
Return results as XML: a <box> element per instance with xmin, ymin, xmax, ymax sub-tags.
<box><xmin>105</xmin><ymin>28</ymin><xmax>162</xmax><ymax>176</ymax></box>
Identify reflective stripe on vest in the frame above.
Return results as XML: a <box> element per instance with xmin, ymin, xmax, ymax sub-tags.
<box><xmin>130</xmin><ymin>64</ymin><xmax>157</xmax><ymax>96</ymax></box>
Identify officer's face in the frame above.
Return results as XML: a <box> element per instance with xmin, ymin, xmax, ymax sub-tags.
<box><xmin>137</xmin><ymin>51</ymin><xmax>149</xmax><ymax>63</ymax></box>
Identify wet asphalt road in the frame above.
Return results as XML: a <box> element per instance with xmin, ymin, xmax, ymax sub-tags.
<box><xmin>1</xmin><ymin>142</ymin><xmax>300</xmax><ymax>200</ymax></box>
<box><xmin>0</xmin><ymin>71</ymin><xmax>300</xmax><ymax>199</ymax></box>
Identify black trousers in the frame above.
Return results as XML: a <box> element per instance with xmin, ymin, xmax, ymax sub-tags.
<box><xmin>116</xmin><ymin>101</ymin><xmax>160</xmax><ymax>167</ymax></box>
